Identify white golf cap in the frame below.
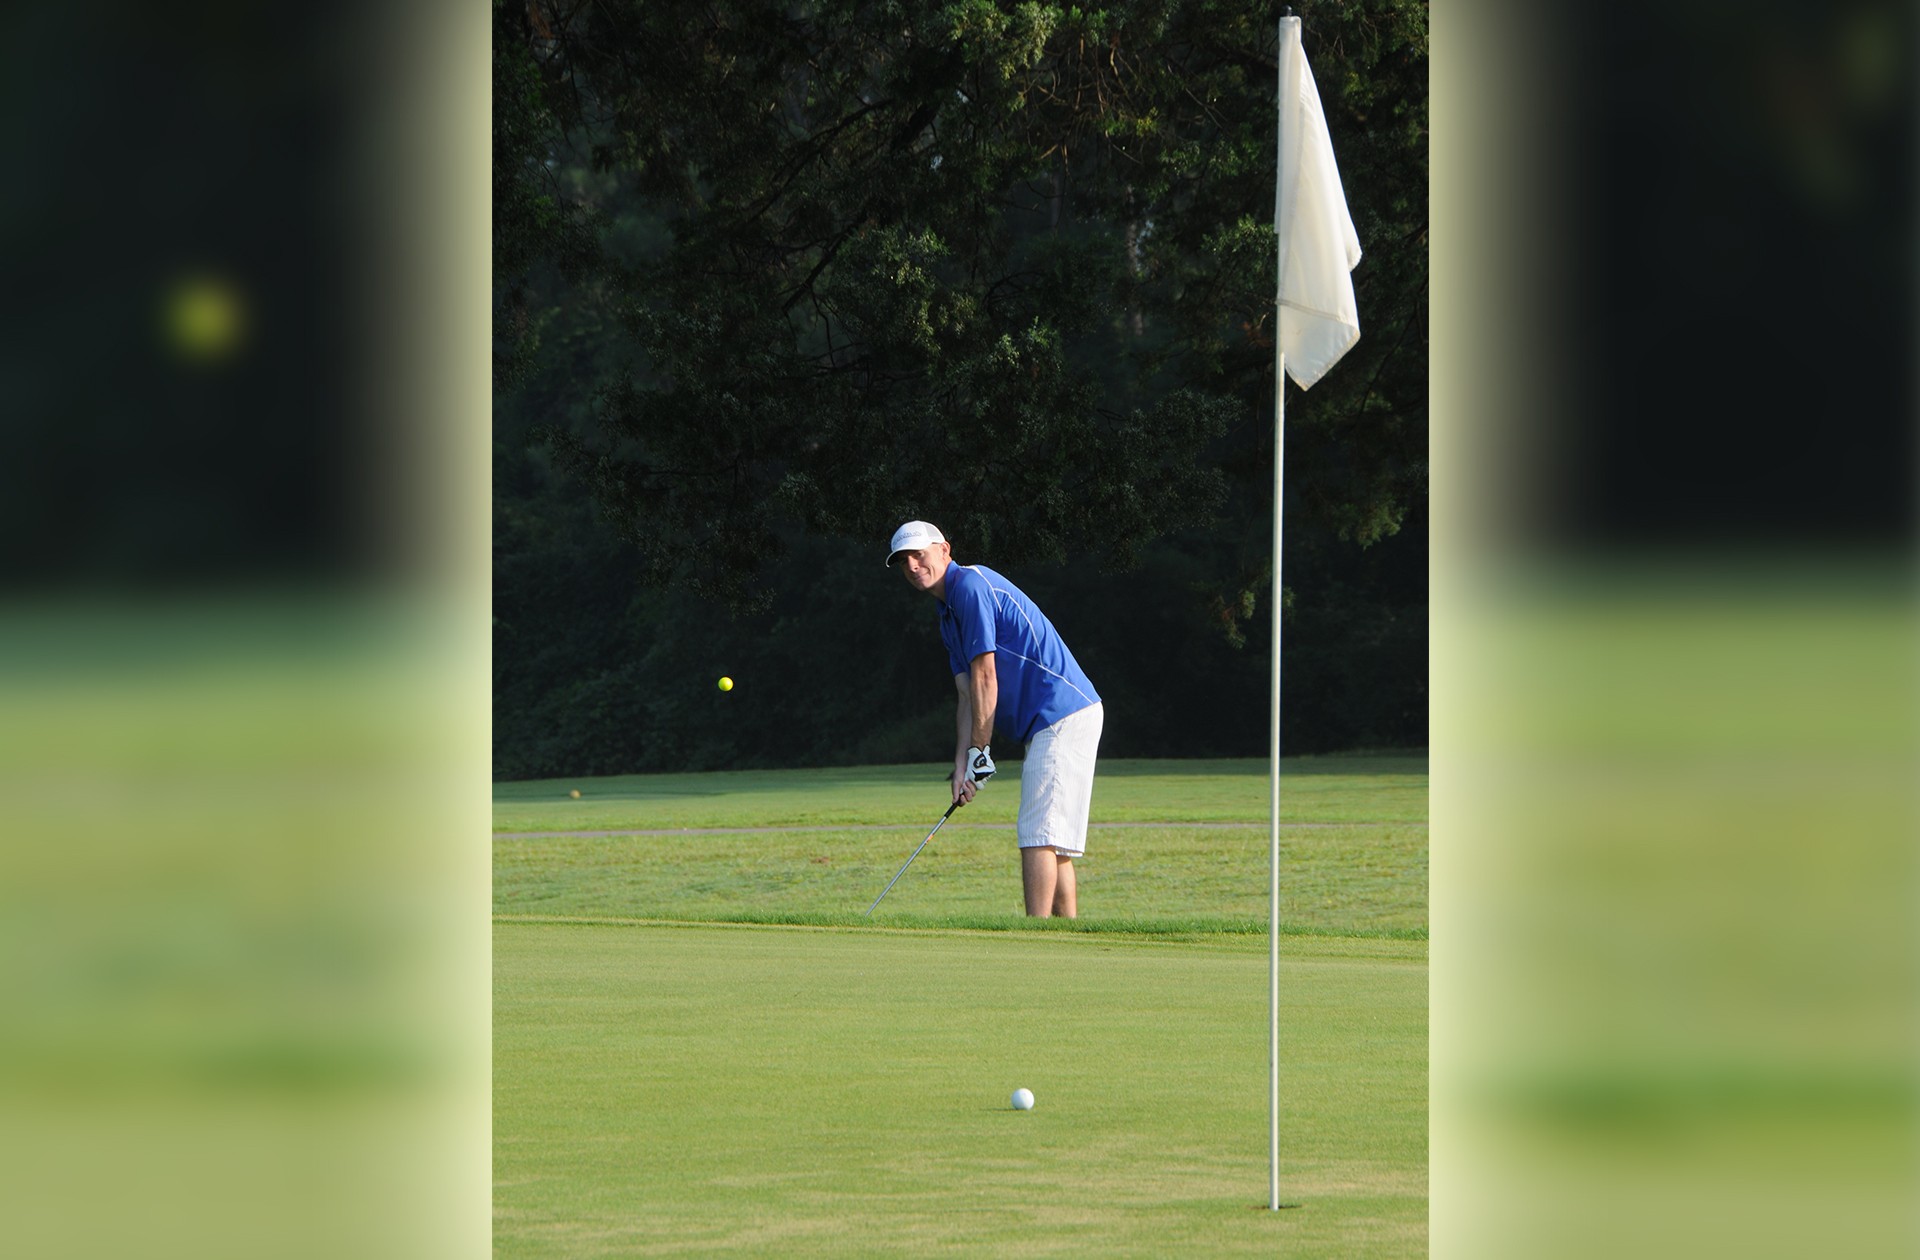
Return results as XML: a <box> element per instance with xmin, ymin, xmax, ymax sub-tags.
<box><xmin>885</xmin><ymin>520</ymin><xmax>946</xmax><ymax>566</ymax></box>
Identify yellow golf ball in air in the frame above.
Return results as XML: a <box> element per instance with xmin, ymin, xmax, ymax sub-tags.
<box><xmin>569</xmin><ymin>789</ymin><xmax>581</xmax><ymax>798</ymax></box>
<box><xmin>717</xmin><ymin>676</ymin><xmax>734</xmax><ymax>692</ymax></box>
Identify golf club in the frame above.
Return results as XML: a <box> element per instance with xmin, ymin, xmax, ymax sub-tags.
<box><xmin>863</xmin><ymin>799</ymin><xmax>961</xmax><ymax>916</ymax></box>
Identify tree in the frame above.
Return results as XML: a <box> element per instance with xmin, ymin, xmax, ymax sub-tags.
<box><xmin>494</xmin><ymin>0</ymin><xmax>1426</xmax><ymax>611</ymax></box>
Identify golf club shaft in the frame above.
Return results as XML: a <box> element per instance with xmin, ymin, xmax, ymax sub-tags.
<box><xmin>864</xmin><ymin>799</ymin><xmax>961</xmax><ymax>915</ymax></box>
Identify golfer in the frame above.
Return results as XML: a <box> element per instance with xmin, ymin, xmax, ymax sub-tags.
<box><xmin>886</xmin><ymin>520</ymin><xmax>1104</xmax><ymax>918</ymax></box>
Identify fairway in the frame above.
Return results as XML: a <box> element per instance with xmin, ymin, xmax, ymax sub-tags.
<box><xmin>495</xmin><ymin>757</ymin><xmax>1427</xmax><ymax>939</ymax></box>
<box><xmin>495</xmin><ymin>757</ymin><xmax>1427</xmax><ymax>1255</ymax></box>
<box><xmin>493</xmin><ymin>757</ymin><xmax>1430</xmax><ymax>833</ymax></box>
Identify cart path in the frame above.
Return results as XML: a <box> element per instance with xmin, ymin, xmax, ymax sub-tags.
<box><xmin>494</xmin><ymin>820</ymin><xmax>1423</xmax><ymax>838</ymax></box>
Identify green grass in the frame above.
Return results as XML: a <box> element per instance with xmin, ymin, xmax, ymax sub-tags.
<box><xmin>495</xmin><ymin>821</ymin><xmax>1427</xmax><ymax>938</ymax></box>
<box><xmin>493</xmin><ymin>755</ymin><xmax>1427</xmax><ymax>939</ymax></box>
<box><xmin>495</xmin><ymin>923</ymin><xmax>1427</xmax><ymax>1258</ymax></box>
<box><xmin>494</xmin><ymin>757</ymin><xmax>1427</xmax><ymax>1255</ymax></box>
<box><xmin>492</xmin><ymin>754</ymin><xmax>1430</xmax><ymax>832</ymax></box>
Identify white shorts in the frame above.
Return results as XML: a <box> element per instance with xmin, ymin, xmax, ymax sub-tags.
<box><xmin>1016</xmin><ymin>702</ymin><xmax>1104</xmax><ymax>856</ymax></box>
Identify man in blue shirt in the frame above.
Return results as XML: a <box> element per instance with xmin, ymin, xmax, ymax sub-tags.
<box><xmin>886</xmin><ymin>520</ymin><xmax>1105</xmax><ymax>917</ymax></box>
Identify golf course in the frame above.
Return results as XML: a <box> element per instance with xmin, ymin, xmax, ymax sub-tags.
<box><xmin>495</xmin><ymin>755</ymin><xmax>1427</xmax><ymax>1256</ymax></box>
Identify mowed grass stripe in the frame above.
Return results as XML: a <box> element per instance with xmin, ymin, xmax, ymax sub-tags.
<box><xmin>492</xmin><ymin>755</ymin><xmax>1428</xmax><ymax>832</ymax></box>
<box><xmin>485</xmin><ymin>914</ymin><xmax>1421</xmax><ymax>948</ymax></box>
<box><xmin>494</xmin><ymin>823</ymin><xmax>1427</xmax><ymax>936</ymax></box>
<box><xmin>494</xmin><ymin>912</ymin><xmax>1426</xmax><ymax>943</ymax></box>
<box><xmin>494</xmin><ymin>922</ymin><xmax>1427</xmax><ymax>1259</ymax></box>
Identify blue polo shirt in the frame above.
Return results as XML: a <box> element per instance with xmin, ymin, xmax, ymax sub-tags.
<box><xmin>938</xmin><ymin>563</ymin><xmax>1100</xmax><ymax>745</ymax></box>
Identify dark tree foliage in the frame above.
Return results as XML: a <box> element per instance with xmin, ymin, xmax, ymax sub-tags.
<box><xmin>496</xmin><ymin>0</ymin><xmax>1425</xmax><ymax>606</ymax></box>
<box><xmin>493</xmin><ymin>0</ymin><xmax>1427</xmax><ymax>775</ymax></box>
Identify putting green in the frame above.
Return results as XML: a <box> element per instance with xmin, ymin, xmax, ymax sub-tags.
<box><xmin>495</xmin><ymin>922</ymin><xmax>1425</xmax><ymax>1257</ymax></box>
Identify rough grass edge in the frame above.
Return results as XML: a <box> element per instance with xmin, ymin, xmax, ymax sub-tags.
<box><xmin>493</xmin><ymin>911</ymin><xmax>1427</xmax><ymax>942</ymax></box>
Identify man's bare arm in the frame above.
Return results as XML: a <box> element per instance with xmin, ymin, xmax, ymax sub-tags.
<box><xmin>968</xmin><ymin>652</ymin><xmax>997</xmax><ymax>749</ymax></box>
<box><xmin>952</xmin><ymin>674</ymin><xmax>975</xmax><ymax>804</ymax></box>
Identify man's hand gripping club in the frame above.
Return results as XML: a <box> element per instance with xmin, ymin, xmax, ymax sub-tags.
<box><xmin>952</xmin><ymin>744</ymin><xmax>996</xmax><ymax>807</ymax></box>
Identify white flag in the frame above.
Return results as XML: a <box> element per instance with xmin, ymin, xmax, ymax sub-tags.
<box><xmin>1275</xmin><ymin>16</ymin><xmax>1361</xmax><ymax>390</ymax></box>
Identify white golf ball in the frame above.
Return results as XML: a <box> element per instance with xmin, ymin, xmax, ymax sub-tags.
<box><xmin>1011</xmin><ymin>1088</ymin><xmax>1035</xmax><ymax>1111</ymax></box>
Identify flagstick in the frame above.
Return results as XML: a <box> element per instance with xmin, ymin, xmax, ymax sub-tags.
<box><xmin>1271</xmin><ymin>11</ymin><xmax>1358</xmax><ymax>1209</ymax></box>
<box><xmin>1270</xmin><ymin>346</ymin><xmax>1285</xmax><ymax>1213</ymax></box>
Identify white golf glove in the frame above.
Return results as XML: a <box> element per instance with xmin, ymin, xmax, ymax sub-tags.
<box><xmin>965</xmin><ymin>745</ymin><xmax>997</xmax><ymax>785</ymax></box>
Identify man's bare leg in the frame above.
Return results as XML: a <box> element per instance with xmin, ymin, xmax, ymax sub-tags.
<box><xmin>1022</xmin><ymin>847</ymin><xmax>1059</xmax><ymax>917</ymax></box>
<box><xmin>1052</xmin><ymin>856</ymin><xmax>1076</xmax><ymax>918</ymax></box>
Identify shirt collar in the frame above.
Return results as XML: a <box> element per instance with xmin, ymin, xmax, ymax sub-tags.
<box><xmin>935</xmin><ymin>561</ymin><xmax>963</xmax><ymax>609</ymax></box>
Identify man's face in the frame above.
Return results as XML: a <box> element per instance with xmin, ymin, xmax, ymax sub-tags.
<box><xmin>897</xmin><ymin>542</ymin><xmax>951</xmax><ymax>593</ymax></box>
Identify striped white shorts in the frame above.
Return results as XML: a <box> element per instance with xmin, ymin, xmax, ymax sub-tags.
<box><xmin>1016</xmin><ymin>702</ymin><xmax>1104</xmax><ymax>856</ymax></box>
